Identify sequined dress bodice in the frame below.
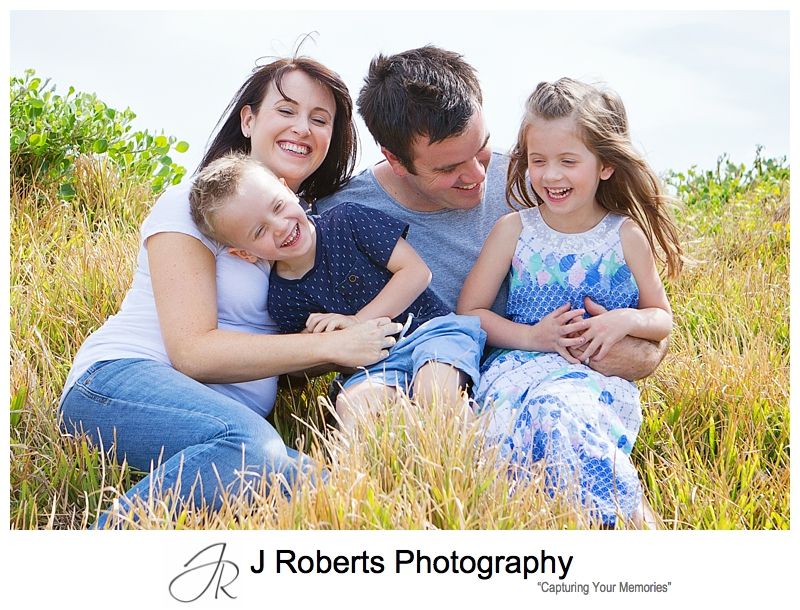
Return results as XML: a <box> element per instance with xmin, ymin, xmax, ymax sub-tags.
<box><xmin>506</xmin><ymin>207</ymin><xmax>639</xmax><ymax>324</ymax></box>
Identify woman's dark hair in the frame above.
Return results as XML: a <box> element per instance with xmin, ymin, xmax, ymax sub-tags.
<box><xmin>198</xmin><ymin>56</ymin><xmax>357</xmax><ymax>203</ymax></box>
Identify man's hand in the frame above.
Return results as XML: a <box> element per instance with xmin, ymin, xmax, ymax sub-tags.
<box><xmin>568</xmin><ymin>298</ymin><xmax>668</xmax><ymax>381</ymax></box>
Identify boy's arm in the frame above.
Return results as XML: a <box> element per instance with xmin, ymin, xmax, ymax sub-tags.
<box><xmin>355</xmin><ymin>237</ymin><xmax>432</xmax><ymax>321</ymax></box>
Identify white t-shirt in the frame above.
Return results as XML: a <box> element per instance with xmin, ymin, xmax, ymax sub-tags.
<box><xmin>61</xmin><ymin>182</ymin><xmax>280</xmax><ymax>418</ymax></box>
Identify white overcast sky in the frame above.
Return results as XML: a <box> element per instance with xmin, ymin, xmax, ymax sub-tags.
<box><xmin>8</xmin><ymin>8</ymin><xmax>790</xmax><ymax>179</ymax></box>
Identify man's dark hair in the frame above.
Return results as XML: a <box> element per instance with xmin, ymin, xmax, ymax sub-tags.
<box><xmin>357</xmin><ymin>45</ymin><xmax>482</xmax><ymax>172</ymax></box>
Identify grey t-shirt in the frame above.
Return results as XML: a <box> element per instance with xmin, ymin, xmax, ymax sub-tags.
<box><xmin>314</xmin><ymin>152</ymin><xmax>515</xmax><ymax>314</ymax></box>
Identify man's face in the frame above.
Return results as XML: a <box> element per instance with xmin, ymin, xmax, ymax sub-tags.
<box><xmin>398</xmin><ymin>107</ymin><xmax>491</xmax><ymax>212</ymax></box>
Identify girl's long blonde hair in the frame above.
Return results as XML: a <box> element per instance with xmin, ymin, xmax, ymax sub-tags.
<box><xmin>507</xmin><ymin>78</ymin><xmax>683</xmax><ymax>278</ymax></box>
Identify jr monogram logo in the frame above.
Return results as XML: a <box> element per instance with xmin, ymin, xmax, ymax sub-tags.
<box><xmin>169</xmin><ymin>542</ymin><xmax>240</xmax><ymax>603</ymax></box>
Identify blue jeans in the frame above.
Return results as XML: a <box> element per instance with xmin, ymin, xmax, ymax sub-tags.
<box><xmin>59</xmin><ymin>358</ymin><xmax>313</xmax><ymax>528</ymax></box>
<box><xmin>340</xmin><ymin>313</ymin><xmax>486</xmax><ymax>394</ymax></box>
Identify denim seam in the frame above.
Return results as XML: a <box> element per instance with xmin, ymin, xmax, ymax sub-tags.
<box><xmin>74</xmin><ymin>358</ymin><xmax>149</xmax><ymax>401</ymax></box>
<box><xmin>140</xmin><ymin>438</ymin><xmax>232</xmax><ymax>496</ymax></box>
<box><xmin>74</xmin><ymin>382</ymin><xmax>113</xmax><ymax>406</ymax></box>
<box><xmin>71</xmin><ymin>384</ymin><xmax>235</xmax><ymax>443</ymax></box>
<box><xmin>77</xmin><ymin>361</ymin><xmax>112</xmax><ymax>390</ymax></box>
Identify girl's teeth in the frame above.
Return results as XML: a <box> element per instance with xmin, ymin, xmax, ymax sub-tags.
<box><xmin>548</xmin><ymin>187</ymin><xmax>571</xmax><ymax>199</ymax></box>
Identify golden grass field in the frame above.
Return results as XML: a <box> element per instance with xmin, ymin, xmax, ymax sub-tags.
<box><xmin>9</xmin><ymin>153</ymin><xmax>789</xmax><ymax>530</ymax></box>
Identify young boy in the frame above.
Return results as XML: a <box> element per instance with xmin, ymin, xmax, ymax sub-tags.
<box><xmin>189</xmin><ymin>153</ymin><xmax>485</xmax><ymax>429</ymax></box>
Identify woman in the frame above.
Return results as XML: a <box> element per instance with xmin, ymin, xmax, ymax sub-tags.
<box><xmin>59</xmin><ymin>56</ymin><xmax>400</xmax><ymax>528</ymax></box>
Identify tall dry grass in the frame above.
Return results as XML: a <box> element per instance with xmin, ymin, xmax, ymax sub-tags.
<box><xmin>9</xmin><ymin>154</ymin><xmax>789</xmax><ymax>529</ymax></box>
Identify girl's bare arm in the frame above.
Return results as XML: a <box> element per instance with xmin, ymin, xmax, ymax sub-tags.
<box><xmin>569</xmin><ymin>220</ymin><xmax>673</xmax><ymax>378</ymax></box>
<box><xmin>457</xmin><ymin>212</ymin><xmax>589</xmax><ymax>361</ymax></box>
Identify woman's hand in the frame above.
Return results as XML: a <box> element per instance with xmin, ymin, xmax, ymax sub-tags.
<box><xmin>306</xmin><ymin>312</ymin><xmax>360</xmax><ymax>333</ymax></box>
<box><xmin>328</xmin><ymin>317</ymin><xmax>402</xmax><ymax>368</ymax></box>
<box><xmin>529</xmin><ymin>302</ymin><xmax>590</xmax><ymax>363</ymax></box>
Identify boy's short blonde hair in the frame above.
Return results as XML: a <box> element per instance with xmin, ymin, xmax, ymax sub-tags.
<box><xmin>189</xmin><ymin>152</ymin><xmax>275</xmax><ymax>242</ymax></box>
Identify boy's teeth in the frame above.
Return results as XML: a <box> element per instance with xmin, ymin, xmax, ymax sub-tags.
<box><xmin>281</xmin><ymin>225</ymin><xmax>299</xmax><ymax>246</ymax></box>
<box><xmin>280</xmin><ymin>142</ymin><xmax>309</xmax><ymax>155</ymax></box>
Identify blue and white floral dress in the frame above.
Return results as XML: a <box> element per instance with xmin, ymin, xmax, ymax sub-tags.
<box><xmin>475</xmin><ymin>206</ymin><xmax>643</xmax><ymax>526</ymax></box>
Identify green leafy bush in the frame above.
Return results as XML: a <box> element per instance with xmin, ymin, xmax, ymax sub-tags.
<box><xmin>10</xmin><ymin>68</ymin><xmax>190</xmax><ymax>198</ymax></box>
<box><xmin>665</xmin><ymin>148</ymin><xmax>789</xmax><ymax>240</ymax></box>
<box><xmin>665</xmin><ymin>147</ymin><xmax>788</xmax><ymax>211</ymax></box>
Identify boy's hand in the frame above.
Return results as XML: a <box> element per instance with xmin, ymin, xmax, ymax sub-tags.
<box><xmin>530</xmin><ymin>302</ymin><xmax>590</xmax><ymax>363</ymax></box>
<box><xmin>306</xmin><ymin>312</ymin><xmax>361</xmax><ymax>333</ymax></box>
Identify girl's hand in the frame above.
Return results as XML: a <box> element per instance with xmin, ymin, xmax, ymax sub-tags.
<box><xmin>575</xmin><ymin>308</ymin><xmax>634</xmax><ymax>363</ymax></box>
<box><xmin>330</xmin><ymin>317</ymin><xmax>402</xmax><ymax>368</ymax></box>
<box><xmin>306</xmin><ymin>312</ymin><xmax>361</xmax><ymax>333</ymax></box>
<box><xmin>531</xmin><ymin>302</ymin><xmax>590</xmax><ymax>363</ymax></box>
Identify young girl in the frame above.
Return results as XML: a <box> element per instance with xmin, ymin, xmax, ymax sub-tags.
<box><xmin>457</xmin><ymin>78</ymin><xmax>682</xmax><ymax>527</ymax></box>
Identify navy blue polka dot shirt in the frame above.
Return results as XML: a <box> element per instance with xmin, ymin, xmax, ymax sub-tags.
<box><xmin>268</xmin><ymin>203</ymin><xmax>448</xmax><ymax>334</ymax></box>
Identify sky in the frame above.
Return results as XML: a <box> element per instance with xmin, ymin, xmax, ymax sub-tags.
<box><xmin>8</xmin><ymin>9</ymin><xmax>790</xmax><ymax>179</ymax></box>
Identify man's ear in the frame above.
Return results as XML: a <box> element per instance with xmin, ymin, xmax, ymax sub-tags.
<box><xmin>600</xmin><ymin>164</ymin><xmax>615</xmax><ymax>181</ymax></box>
<box><xmin>381</xmin><ymin>146</ymin><xmax>411</xmax><ymax>177</ymax></box>
<box><xmin>228</xmin><ymin>247</ymin><xmax>259</xmax><ymax>264</ymax></box>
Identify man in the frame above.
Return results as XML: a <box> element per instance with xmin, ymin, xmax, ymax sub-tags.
<box><xmin>316</xmin><ymin>45</ymin><xmax>666</xmax><ymax>381</ymax></box>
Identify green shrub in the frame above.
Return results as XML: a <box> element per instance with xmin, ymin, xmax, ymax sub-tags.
<box><xmin>665</xmin><ymin>147</ymin><xmax>788</xmax><ymax>211</ymax></box>
<box><xmin>10</xmin><ymin>68</ymin><xmax>190</xmax><ymax>198</ymax></box>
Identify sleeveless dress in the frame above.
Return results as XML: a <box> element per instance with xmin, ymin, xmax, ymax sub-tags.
<box><xmin>474</xmin><ymin>206</ymin><xmax>643</xmax><ymax>526</ymax></box>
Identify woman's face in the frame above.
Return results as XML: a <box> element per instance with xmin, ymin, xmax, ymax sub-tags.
<box><xmin>240</xmin><ymin>69</ymin><xmax>336</xmax><ymax>192</ymax></box>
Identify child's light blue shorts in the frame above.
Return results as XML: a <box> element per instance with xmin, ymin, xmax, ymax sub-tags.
<box><xmin>340</xmin><ymin>313</ymin><xmax>486</xmax><ymax>395</ymax></box>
